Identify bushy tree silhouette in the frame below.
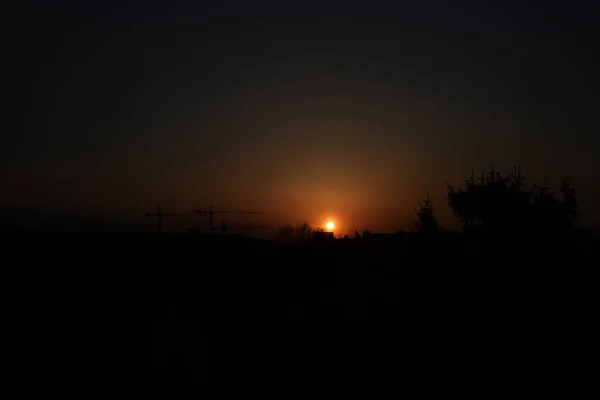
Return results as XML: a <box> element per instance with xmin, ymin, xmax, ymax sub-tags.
<box><xmin>446</xmin><ymin>165</ymin><xmax>578</xmax><ymax>238</ymax></box>
<box><xmin>276</xmin><ymin>222</ymin><xmax>313</xmax><ymax>245</ymax></box>
<box><xmin>530</xmin><ymin>175</ymin><xmax>562</xmax><ymax>233</ymax></box>
<box><xmin>560</xmin><ymin>174</ymin><xmax>578</xmax><ymax>226</ymax></box>
<box><xmin>414</xmin><ymin>192</ymin><xmax>437</xmax><ymax>235</ymax></box>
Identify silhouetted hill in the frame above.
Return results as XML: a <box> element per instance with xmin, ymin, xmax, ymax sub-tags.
<box><xmin>7</xmin><ymin>231</ymin><xmax>596</xmax><ymax>383</ymax></box>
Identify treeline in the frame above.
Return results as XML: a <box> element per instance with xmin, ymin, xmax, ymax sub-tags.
<box><xmin>415</xmin><ymin>165</ymin><xmax>581</xmax><ymax>238</ymax></box>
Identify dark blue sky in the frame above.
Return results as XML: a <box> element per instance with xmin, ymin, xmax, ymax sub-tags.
<box><xmin>4</xmin><ymin>1</ymin><xmax>599</xmax><ymax>233</ymax></box>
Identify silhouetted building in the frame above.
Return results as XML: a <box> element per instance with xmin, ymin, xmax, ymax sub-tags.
<box><xmin>312</xmin><ymin>231</ymin><xmax>334</xmax><ymax>242</ymax></box>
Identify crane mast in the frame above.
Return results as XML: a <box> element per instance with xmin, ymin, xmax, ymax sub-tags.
<box><xmin>144</xmin><ymin>205</ymin><xmax>193</xmax><ymax>233</ymax></box>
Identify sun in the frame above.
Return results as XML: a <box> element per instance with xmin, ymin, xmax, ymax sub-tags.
<box><xmin>325</xmin><ymin>221</ymin><xmax>335</xmax><ymax>231</ymax></box>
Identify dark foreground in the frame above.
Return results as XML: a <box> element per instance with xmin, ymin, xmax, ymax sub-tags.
<box><xmin>7</xmin><ymin>232</ymin><xmax>597</xmax><ymax>385</ymax></box>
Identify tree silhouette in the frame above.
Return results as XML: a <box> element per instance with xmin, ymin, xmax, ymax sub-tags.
<box><xmin>276</xmin><ymin>222</ymin><xmax>313</xmax><ymax>245</ymax></box>
<box><xmin>446</xmin><ymin>165</ymin><xmax>578</xmax><ymax>237</ymax></box>
<box><xmin>531</xmin><ymin>174</ymin><xmax>576</xmax><ymax>236</ymax></box>
<box><xmin>560</xmin><ymin>174</ymin><xmax>578</xmax><ymax>225</ymax></box>
<box><xmin>508</xmin><ymin>165</ymin><xmax>525</xmax><ymax>190</ymax></box>
<box><xmin>414</xmin><ymin>192</ymin><xmax>437</xmax><ymax>234</ymax></box>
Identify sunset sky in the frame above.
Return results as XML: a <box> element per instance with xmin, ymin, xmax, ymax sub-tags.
<box><xmin>4</xmin><ymin>1</ymin><xmax>599</xmax><ymax>234</ymax></box>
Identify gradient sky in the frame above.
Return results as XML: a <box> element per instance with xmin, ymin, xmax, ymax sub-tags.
<box><xmin>4</xmin><ymin>0</ymin><xmax>599</xmax><ymax>234</ymax></box>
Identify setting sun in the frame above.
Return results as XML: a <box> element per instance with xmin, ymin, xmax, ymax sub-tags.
<box><xmin>325</xmin><ymin>221</ymin><xmax>335</xmax><ymax>231</ymax></box>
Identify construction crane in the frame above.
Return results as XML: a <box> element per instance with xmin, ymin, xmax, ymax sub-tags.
<box><xmin>194</xmin><ymin>204</ymin><xmax>264</xmax><ymax>233</ymax></box>
<box><xmin>145</xmin><ymin>205</ymin><xmax>193</xmax><ymax>233</ymax></box>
